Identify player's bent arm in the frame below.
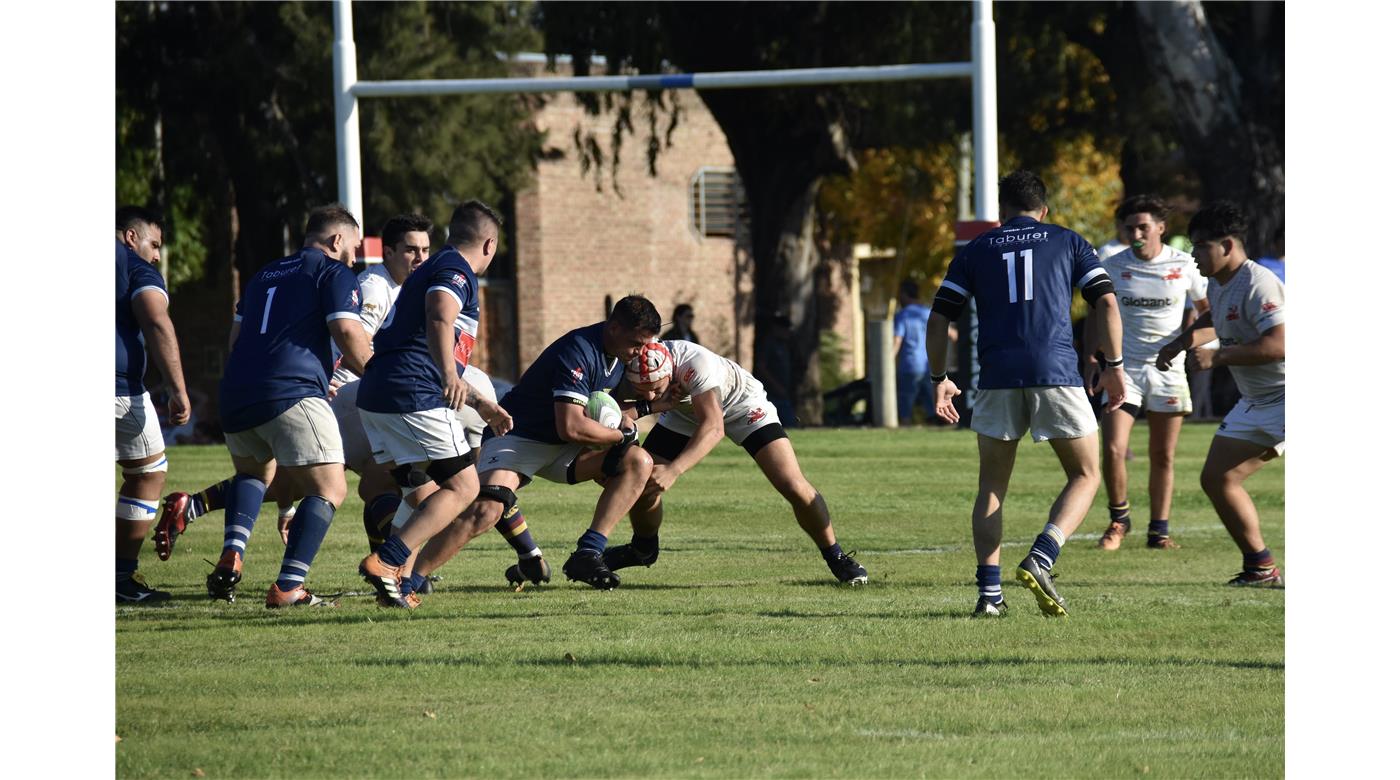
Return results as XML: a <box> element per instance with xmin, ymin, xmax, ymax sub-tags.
<box><xmin>924</xmin><ymin>311</ymin><xmax>952</xmax><ymax>378</ymax></box>
<box><xmin>665</xmin><ymin>389</ymin><xmax>726</xmax><ymax>476</ymax></box>
<box><xmin>133</xmin><ymin>289</ymin><xmax>188</xmax><ymax>399</ymax></box>
<box><xmin>555</xmin><ymin>401</ymin><xmax>631</xmax><ymax>447</ymax></box>
<box><xmin>1166</xmin><ymin>310</ymin><xmax>1217</xmax><ymax>352</ymax></box>
<box><xmin>327</xmin><ymin>318</ymin><xmax>373</xmax><ymax>377</ymax></box>
<box><xmin>426</xmin><ymin>290</ymin><xmax>463</xmax><ymax>379</ymax></box>
<box><xmin>1218</xmin><ymin>324</ymin><xmax>1284</xmax><ymax>366</ymax></box>
<box><xmin>1092</xmin><ymin>293</ymin><xmax>1125</xmax><ymax>363</ymax></box>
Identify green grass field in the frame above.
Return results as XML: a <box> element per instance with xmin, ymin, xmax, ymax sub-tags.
<box><xmin>116</xmin><ymin>423</ymin><xmax>1283</xmax><ymax>778</ymax></box>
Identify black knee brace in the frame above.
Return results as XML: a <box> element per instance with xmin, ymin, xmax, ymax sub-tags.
<box><xmin>426</xmin><ymin>452</ymin><xmax>476</xmax><ymax>485</ymax></box>
<box><xmin>390</xmin><ymin>464</ymin><xmax>432</xmax><ymax>491</ymax></box>
<box><xmin>477</xmin><ymin>484</ymin><xmax>518</xmax><ymax>514</ymax></box>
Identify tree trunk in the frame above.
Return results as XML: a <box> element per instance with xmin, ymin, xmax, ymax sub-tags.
<box><xmin>1134</xmin><ymin>0</ymin><xmax>1284</xmax><ymax>255</ymax></box>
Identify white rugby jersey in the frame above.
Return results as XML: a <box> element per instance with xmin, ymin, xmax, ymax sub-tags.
<box><xmin>1208</xmin><ymin>259</ymin><xmax>1285</xmax><ymax>405</ymax></box>
<box><xmin>664</xmin><ymin>340</ymin><xmax>760</xmax><ymax>417</ymax></box>
<box><xmin>1103</xmin><ymin>245</ymin><xmax>1208</xmax><ymax>368</ymax></box>
<box><xmin>331</xmin><ymin>264</ymin><xmax>401</xmax><ymax>385</ymax></box>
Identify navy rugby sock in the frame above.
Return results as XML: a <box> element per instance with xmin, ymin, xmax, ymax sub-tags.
<box><xmin>976</xmin><ymin>564</ymin><xmax>1002</xmax><ymax>602</ymax></box>
<box><xmin>1147</xmin><ymin>519</ymin><xmax>1170</xmax><ymax>537</ymax></box>
<box><xmin>1108</xmin><ymin>501</ymin><xmax>1131</xmax><ymax>528</ymax></box>
<box><xmin>1028</xmin><ymin>524</ymin><xmax>1067</xmax><ymax>570</ymax></box>
<box><xmin>496</xmin><ymin>505</ymin><xmax>541</xmax><ymax>559</ymax></box>
<box><xmin>820</xmin><ymin>542</ymin><xmax>845</xmax><ymax>564</ymax></box>
<box><xmin>377</xmin><ymin>536</ymin><xmax>412</xmax><ymax>568</ymax></box>
<box><xmin>276</xmin><ymin>496</ymin><xmax>335</xmax><ymax>591</ymax></box>
<box><xmin>576</xmin><ymin>529</ymin><xmax>608</xmax><ymax>555</ymax></box>
<box><xmin>631</xmin><ymin>533</ymin><xmax>660</xmax><ymax>556</ymax></box>
<box><xmin>403</xmin><ymin>571</ymin><xmax>428</xmax><ymax>595</ymax></box>
<box><xmin>1244</xmin><ymin>548</ymin><xmax>1275</xmax><ymax>571</ymax></box>
<box><xmin>116</xmin><ymin>557</ymin><xmax>138</xmax><ymax>583</ymax></box>
<box><xmin>221</xmin><ymin>474</ymin><xmax>268</xmax><ymax>558</ymax></box>
<box><xmin>191</xmin><ymin>478</ymin><xmax>233</xmax><ymax>518</ymax></box>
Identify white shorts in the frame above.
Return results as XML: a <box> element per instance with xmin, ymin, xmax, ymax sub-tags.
<box><xmin>1121</xmin><ymin>363</ymin><xmax>1193</xmax><ymax>415</ymax></box>
<box><xmin>477</xmin><ymin>434</ymin><xmax>588</xmax><ymax>485</ymax></box>
<box><xmin>224</xmin><ymin>396</ymin><xmax>344</xmax><ymax>466</ymax></box>
<box><xmin>455</xmin><ymin>365</ymin><xmax>498</xmax><ymax>450</ymax></box>
<box><xmin>360</xmin><ymin>406</ymin><xmax>470</xmax><ymax>466</ymax></box>
<box><xmin>1216</xmin><ymin>397</ymin><xmax>1285</xmax><ymax>455</ymax></box>
<box><xmin>972</xmin><ymin>386</ymin><xmax>1098</xmax><ymax>443</ymax></box>
<box><xmin>657</xmin><ymin>393</ymin><xmax>781</xmax><ymax>446</ymax></box>
<box><xmin>115</xmin><ymin>393</ymin><xmax>165</xmax><ymax>461</ymax></box>
<box><xmin>330</xmin><ymin>380</ymin><xmax>374</xmax><ymax>473</ymax></box>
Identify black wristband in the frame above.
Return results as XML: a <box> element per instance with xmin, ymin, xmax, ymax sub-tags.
<box><xmin>931</xmin><ymin>372</ymin><xmax>948</xmax><ymax>384</ymax></box>
<box><xmin>635</xmin><ymin>400</ymin><xmax>651</xmax><ymax>418</ymax></box>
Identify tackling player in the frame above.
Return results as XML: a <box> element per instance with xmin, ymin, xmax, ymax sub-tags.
<box><xmin>1155</xmin><ymin>202</ymin><xmax>1284</xmax><ymax>587</ymax></box>
<box><xmin>1086</xmin><ymin>195</ymin><xmax>1210</xmax><ymax>551</ymax></box>
<box><xmin>926</xmin><ymin>170</ymin><xmax>1127</xmax><ymax>618</ymax></box>
<box><xmin>608</xmin><ymin>339</ymin><xmax>869</xmax><ymax>584</ymax></box>
<box><xmin>405</xmin><ymin>296</ymin><xmax>662</xmax><ymax>595</ymax></box>
<box><xmin>115</xmin><ymin>207</ymin><xmax>190</xmax><ymax>603</ymax></box>
<box><xmin>355</xmin><ymin>200</ymin><xmax>513</xmax><ymax>608</ymax></box>
<box><xmin>208</xmin><ymin>204</ymin><xmax>373</xmax><ymax>607</ymax></box>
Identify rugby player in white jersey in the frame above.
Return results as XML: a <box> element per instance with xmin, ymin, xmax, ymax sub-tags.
<box><xmin>1086</xmin><ymin>195</ymin><xmax>1209</xmax><ymax>551</ymax></box>
<box><xmin>612</xmin><ymin>339</ymin><xmax>869</xmax><ymax>584</ymax></box>
<box><xmin>1156</xmin><ymin>201</ymin><xmax>1284</xmax><ymax>587</ymax></box>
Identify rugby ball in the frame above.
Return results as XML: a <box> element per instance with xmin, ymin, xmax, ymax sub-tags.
<box><xmin>586</xmin><ymin>391</ymin><xmax>622</xmax><ymax>430</ymax></box>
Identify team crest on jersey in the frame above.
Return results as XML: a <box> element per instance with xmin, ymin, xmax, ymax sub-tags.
<box><xmin>1164</xmin><ymin>267</ymin><xmax>1183</xmax><ymax>281</ymax></box>
<box><xmin>1261</xmin><ymin>301</ymin><xmax>1279</xmax><ymax>313</ymax></box>
<box><xmin>1121</xmin><ymin>271</ymin><xmax>1133</xmax><ymax>280</ymax></box>
<box><xmin>747</xmin><ymin>407</ymin><xmax>767</xmax><ymax>425</ymax></box>
<box><xmin>571</xmin><ymin>366</ymin><xmax>585</xmax><ymax>382</ymax></box>
<box><xmin>451</xmin><ymin>273</ymin><xmax>466</xmax><ymax>288</ymax></box>
<box><xmin>1226</xmin><ymin>305</ymin><xmax>1240</xmax><ymax>321</ymax></box>
<box><xmin>351</xmin><ymin>289</ymin><xmax>360</xmax><ymax>307</ymax></box>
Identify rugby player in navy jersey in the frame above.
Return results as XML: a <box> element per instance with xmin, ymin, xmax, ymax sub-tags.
<box><xmin>355</xmin><ymin>201</ymin><xmax>513</xmax><ymax>608</ymax></box>
<box><xmin>406</xmin><ymin>296</ymin><xmax>662</xmax><ymax>594</ymax></box>
<box><xmin>115</xmin><ymin>207</ymin><xmax>190</xmax><ymax>603</ymax></box>
<box><xmin>209</xmin><ymin>204</ymin><xmax>373</xmax><ymax>608</ymax></box>
<box><xmin>925</xmin><ymin>170</ymin><xmax>1128</xmax><ymax>618</ymax></box>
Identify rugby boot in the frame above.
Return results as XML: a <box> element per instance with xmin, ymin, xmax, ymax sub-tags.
<box><xmin>601</xmin><ymin>543</ymin><xmax>659</xmax><ymax>571</ymax></box>
<box><xmin>1146</xmin><ymin>534</ymin><xmax>1181</xmax><ymax>550</ymax></box>
<box><xmin>562</xmin><ymin>549</ymin><xmax>621</xmax><ymax>590</ymax></box>
<box><xmin>377</xmin><ymin>591</ymin><xmax>421</xmax><ymax>608</ymax></box>
<box><xmin>205</xmin><ymin>550</ymin><xmax>243</xmax><ymax>603</ymax></box>
<box><xmin>505</xmin><ymin>555</ymin><xmax>553</xmax><ymax>591</ymax></box>
<box><xmin>1096</xmin><ymin>520</ymin><xmax>1129</xmax><ymax>551</ymax></box>
<box><xmin>828</xmin><ymin>552</ymin><xmax>869</xmax><ymax>585</ymax></box>
<box><xmin>970</xmin><ymin>595</ymin><xmax>1008</xmax><ymax>617</ymax></box>
<box><xmin>1016</xmin><ymin>555</ymin><xmax>1068</xmax><ymax>617</ymax></box>
<box><xmin>116</xmin><ymin>572</ymin><xmax>171</xmax><ymax>605</ymax></box>
<box><xmin>152</xmin><ymin>492</ymin><xmax>193</xmax><ymax>561</ymax></box>
<box><xmin>358</xmin><ymin>551</ymin><xmax>415</xmax><ymax>608</ymax></box>
<box><xmin>265</xmin><ymin>582</ymin><xmax>326</xmax><ymax>609</ymax></box>
<box><xmin>1226</xmin><ymin>567</ymin><xmax>1283</xmax><ymax>588</ymax></box>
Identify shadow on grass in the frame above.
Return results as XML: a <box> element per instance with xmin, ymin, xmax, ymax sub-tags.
<box><xmin>347</xmin><ymin>653</ymin><xmax>1283</xmax><ymax>672</ymax></box>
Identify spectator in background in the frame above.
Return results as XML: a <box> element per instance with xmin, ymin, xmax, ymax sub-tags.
<box><xmin>754</xmin><ymin>313</ymin><xmax>799</xmax><ymax>427</ymax></box>
<box><xmin>892</xmin><ymin>279</ymin><xmax>935</xmax><ymax>424</ymax></box>
<box><xmin>661</xmin><ymin>303</ymin><xmax>702</xmax><ymax>345</ymax></box>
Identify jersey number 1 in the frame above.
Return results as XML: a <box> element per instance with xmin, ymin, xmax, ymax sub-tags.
<box><xmin>1003</xmin><ymin>249</ymin><xmax>1033</xmax><ymax>303</ymax></box>
<box><xmin>259</xmin><ymin>287</ymin><xmax>277</xmax><ymax>334</ymax></box>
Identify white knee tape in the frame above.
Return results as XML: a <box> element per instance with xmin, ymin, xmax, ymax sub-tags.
<box><xmin>116</xmin><ymin>495</ymin><xmax>159</xmax><ymax>521</ymax></box>
<box><xmin>391</xmin><ymin>498</ymin><xmax>415</xmax><ymax>530</ymax></box>
<box><xmin>121</xmin><ymin>456</ymin><xmax>168</xmax><ymax>476</ymax></box>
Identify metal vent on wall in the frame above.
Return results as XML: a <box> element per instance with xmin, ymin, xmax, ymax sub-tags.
<box><xmin>689</xmin><ymin>167</ymin><xmax>746</xmax><ymax>239</ymax></box>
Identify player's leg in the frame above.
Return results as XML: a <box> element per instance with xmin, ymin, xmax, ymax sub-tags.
<box><xmin>357</xmin><ymin>461</ymin><xmax>402</xmax><ymax>552</ymax></box>
<box><xmin>602</xmin><ymin>423</ymin><xmax>692</xmax><ymax>571</ymax></box>
<box><xmin>207</xmin><ymin>447</ymin><xmax>277</xmax><ymax>603</ymax></box>
<box><xmin>748</xmin><ymin>429</ymin><xmax>868</xmax><ymax>584</ymax></box>
<box><xmin>1095</xmin><ymin>405</ymin><xmax>1136</xmax><ymax>550</ymax></box>
<box><xmin>1200</xmin><ymin>435</ymin><xmax>1280</xmax><ymax>586</ymax></box>
<box><xmin>970</xmin><ymin>434</ymin><xmax>1018</xmax><ymax>616</ymax></box>
<box><xmin>1144</xmin><ymin>411</ymin><xmax>1187</xmax><ymax>549</ymax></box>
<box><xmin>115</xmin><ymin>392</ymin><xmax>171</xmax><ymax>603</ymax></box>
<box><xmin>410</xmin><ymin>469</ymin><xmax>524</xmax><ymax>592</ymax></box>
<box><xmin>266</xmin><ymin>472</ymin><xmax>302</xmax><ymax>544</ymax></box>
<box><xmin>562</xmin><ymin>442</ymin><xmax>654</xmax><ymax>589</ymax></box>
<box><xmin>154</xmin><ymin>469</ymin><xmax>298</xmax><ymax>560</ymax></box>
<box><xmin>264</xmin><ymin>460</ymin><xmax>346</xmax><ymax>607</ymax></box>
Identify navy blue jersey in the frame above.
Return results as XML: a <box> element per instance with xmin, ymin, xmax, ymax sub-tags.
<box><xmin>940</xmin><ymin>216</ymin><xmax>1106</xmax><ymax>389</ymax></box>
<box><xmin>219</xmin><ymin>247</ymin><xmax>362</xmax><ymax>432</ymax></box>
<box><xmin>356</xmin><ymin>247</ymin><xmax>480</xmax><ymax>414</ymax></box>
<box><xmin>496</xmin><ymin>323</ymin><xmax>623</xmax><ymax>444</ymax></box>
<box><xmin>115</xmin><ymin>241</ymin><xmax>169</xmax><ymax>396</ymax></box>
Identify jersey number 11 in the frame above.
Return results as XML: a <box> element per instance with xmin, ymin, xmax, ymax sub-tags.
<box><xmin>1003</xmin><ymin>249</ymin><xmax>1033</xmax><ymax>303</ymax></box>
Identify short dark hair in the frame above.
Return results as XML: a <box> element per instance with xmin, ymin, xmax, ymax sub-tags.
<box><xmin>1115</xmin><ymin>194</ymin><xmax>1170</xmax><ymax>225</ymax></box>
<box><xmin>672</xmin><ymin>303</ymin><xmax>694</xmax><ymax>320</ymax></box>
<box><xmin>608</xmin><ymin>295</ymin><xmax>662</xmax><ymax>333</ymax></box>
<box><xmin>998</xmin><ymin>169</ymin><xmax>1048</xmax><ymax>214</ymax></box>
<box><xmin>305</xmin><ymin>203</ymin><xmax>360</xmax><ymax>239</ymax></box>
<box><xmin>381</xmin><ymin>213</ymin><xmax>433</xmax><ymax>249</ymax></box>
<box><xmin>116</xmin><ymin>205</ymin><xmax>162</xmax><ymax>234</ymax></box>
<box><xmin>448</xmin><ymin>200</ymin><xmax>503</xmax><ymax>246</ymax></box>
<box><xmin>898</xmin><ymin>279</ymin><xmax>920</xmax><ymax>300</ymax></box>
<box><xmin>1189</xmin><ymin>201</ymin><xmax>1249</xmax><ymax>244</ymax></box>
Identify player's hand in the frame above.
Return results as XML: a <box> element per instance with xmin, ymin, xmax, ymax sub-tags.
<box><xmin>646</xmin><ymin>463</ymin><xmax>679</xmax><ymax>493</ymax></box>
<box><xmin>442</xmin><ymin>375</ymin><xmax>470</xmax><ymax>410</ymax></box>
<box><xmin>168</xmin><ymin>390</ymin><xmax>191</xmax><ymax>426</ymax></box>
<box><xmin>1156</xmin><ymin>339</ymin><xmax>1186</xmax><ymax>371</ymax></box>
<box><xmin>277</xmin><ymin>512</ymin><xmax>293</xmax><ymax>546</ymax></box>
<box><xmin>1188</xmin><ymin>347</ymin><xmax>1218</xmax><ymax>372</ymax></box>
<box><xmin>934</xmin><ymin>378</ymin><xmax>962</xmax><ymax>425</ymax></box>
<box><xmin>478</xmin><ymin>399</ymin><xmax>513</xmax><ymax>436</ymax></box>
<box><xmin>1094</xmin><ymin>366</ymin><xmax>1128</xmax><ymax>412</ymax></box>
<box><xmin>1082</xmin><ymin>358</ymin><xmax>1100</xmax><ymax>393</ymax></box>
<box><xmin>328</xmin><ymin>375</ymin><xmax>345</xmax><ymax>400</ymax></box>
